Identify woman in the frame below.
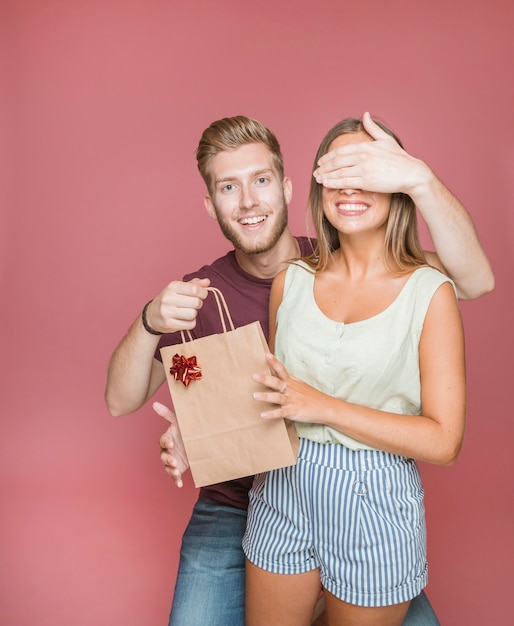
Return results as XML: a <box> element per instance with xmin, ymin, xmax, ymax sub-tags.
<box><xmin>242</xmin><ymin>116</ymin><xmax>466</xmax><ymax>626</ymax></box>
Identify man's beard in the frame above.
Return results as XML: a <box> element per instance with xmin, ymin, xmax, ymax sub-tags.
<box><xmin>214</xmin><ymin>201</ymin><xmax>289</xmax><ymax>255</ymax></box>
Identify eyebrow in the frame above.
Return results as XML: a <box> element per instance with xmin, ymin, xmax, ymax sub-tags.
<box><xmin>215</xmin><ymin>168</ymin><xmax>275</xmax><ymax>185</ymax></box>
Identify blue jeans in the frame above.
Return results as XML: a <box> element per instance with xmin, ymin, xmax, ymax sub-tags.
<box><xmin>168</xmin><ymin>497</ymin><xmax>439</xmax><ymax>626</ymax></box>
<box><xmin>168</xmin><ymin>498</ymin><xmax>247</xmax><ymax>626</ymax></box>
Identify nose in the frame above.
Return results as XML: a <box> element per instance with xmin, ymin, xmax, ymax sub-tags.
<box><xmin>240</xmin><ymin>184</ymin><xmax>258</xmax><ymax>209</ymax></box>
<box><xmin>338</xmin><ymin>187</ymin><xmax>360</xmax><ymax>195</ymax></box>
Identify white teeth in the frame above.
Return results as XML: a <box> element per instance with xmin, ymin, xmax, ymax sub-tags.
<box><xmin>337</xmin><ymin>203</ymin><xmax>368</xmax><ymax>212</ymax></box>
<box><xmin>240</xmin><ymin>215</ymin><xmax>267</xmax><ymax>225</ymax></box>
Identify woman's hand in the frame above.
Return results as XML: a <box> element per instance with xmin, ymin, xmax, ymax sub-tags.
<box><xmin>252</xmin><ymin>353</ymin><xmax>332</xmax><ymax>424</ymax></box>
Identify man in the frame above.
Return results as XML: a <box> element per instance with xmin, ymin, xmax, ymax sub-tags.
<box><xmin>105</xmin><ymin>113</ymin><xmax>493</xmax><ymax>626</ymax></box>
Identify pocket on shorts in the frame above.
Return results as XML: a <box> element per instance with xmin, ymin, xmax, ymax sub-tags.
<box><xmin>389</xmin><ymin>466</ymin><xmax>425</xmax><ymax>535</ymax></box>
<box><xmin>361</xmin><ymin>459</ymin><xmax>425</xmax><ymax>541</ymax></box>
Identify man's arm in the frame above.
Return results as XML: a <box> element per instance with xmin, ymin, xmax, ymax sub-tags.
<box><xmin>408</xmin><ymin>172</ymin><xmax>494</xmax><ymax>300</ymax></box>
<box><xmin>105</xmin><ymin>278</ymin><xmax>210</xmax><ymax>416</ymax></box>
<box><xmin>313</xmin><ymin>112</ymin><xmax>494</xmax><ymax>300</ymax></box>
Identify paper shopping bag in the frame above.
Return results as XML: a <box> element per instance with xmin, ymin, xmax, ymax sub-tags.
<box><xmin>160</xmin><ymin>287</ymin><xmax>299</xmax><ymax>488</ymax></box>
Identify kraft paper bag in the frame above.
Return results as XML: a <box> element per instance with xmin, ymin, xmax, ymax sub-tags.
<box><xmin>160</xmin><ymin>287</ymin><xmax>299</xmax><ymax>488</ymax></box>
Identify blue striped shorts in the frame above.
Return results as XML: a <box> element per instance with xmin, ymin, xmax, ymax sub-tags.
<box><xmin>242</xmin><ymin>438</ymin><xmax>428</xmax><ymax>607</ymax></box>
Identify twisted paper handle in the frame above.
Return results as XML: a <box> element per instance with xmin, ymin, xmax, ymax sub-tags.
<box><xmin>179</xmin><ymin>287</ymin><xmax>235</xmax><ymax>343</ymax></box>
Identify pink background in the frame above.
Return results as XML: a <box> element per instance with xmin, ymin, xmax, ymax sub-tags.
<box><xmin>2</xmin><ymin>1</ymin><xmax>512</xmax><ymax>624</ymax></box>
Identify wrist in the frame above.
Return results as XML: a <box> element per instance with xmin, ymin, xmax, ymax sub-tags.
<box><xmin>141</xmin><ymin>300</ymin><xmax>163</xmax><ymax>336</ymax></box>
<box><xmin>403</xmin><ymin>159</ymin><xmax>436</xmax><ymax>201</ymax></box>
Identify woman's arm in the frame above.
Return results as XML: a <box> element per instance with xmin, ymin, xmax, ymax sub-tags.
<box><xmin>267</xmin><ymin>269</ymin><xmax>287</xmax><ymax>353</ymax></box>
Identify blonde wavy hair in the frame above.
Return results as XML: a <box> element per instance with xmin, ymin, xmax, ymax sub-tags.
<box><xmin>196</xmin><ymin>116</ymin><xmax>284</xmax><ymax>194</ymax></box>
<box><xmin>304</xmin><ymin>117</ymin><xmax>426</xmax><ymax>275</ymax></box>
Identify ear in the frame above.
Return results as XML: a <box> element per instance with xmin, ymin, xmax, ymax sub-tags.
<box><xmin>203</xmin><ymin>195</ymin><xmax>217</xmax><ymax>220</ymax></box>
<box><xmin>283</xmin><ymin>176</ymin><xmax>293</xmax><ymax>206</ymax></box>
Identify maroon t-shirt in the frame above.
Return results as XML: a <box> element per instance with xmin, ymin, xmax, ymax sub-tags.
<box><xmin>156</xmin><ymin>236</ymin><xmax>314</xmax><ymax>510</ymax></box>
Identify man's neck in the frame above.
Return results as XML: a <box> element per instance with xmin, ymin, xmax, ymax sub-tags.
<box><xmin>234</xmin><ymin>228</ymin><xmax>300</xmax><ymax>279</ymax></box>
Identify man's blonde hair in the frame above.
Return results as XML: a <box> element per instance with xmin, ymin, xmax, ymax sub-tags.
<box><xmin>196</xmin><ymin>116</ymin><xmax>285</xmax><ymax>193</ymax></box>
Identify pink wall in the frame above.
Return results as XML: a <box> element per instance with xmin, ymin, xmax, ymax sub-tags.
<box><xmin>2</xmin><ymin>1</ymin><xmax>512</xmax><ymax>624</ymax></box>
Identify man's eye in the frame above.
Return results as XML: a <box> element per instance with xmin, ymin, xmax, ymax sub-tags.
<box><xmin>222</xmin><ymin>184</ymin><xmax>234</xmax><ymax>192</ymax></box>
<box><xmin>257</xmin><ymin>177</ymin><xmax>268</xmax><ymax>185</ymax></box>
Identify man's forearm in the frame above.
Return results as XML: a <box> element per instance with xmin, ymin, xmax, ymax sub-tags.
<box><xmin>105</xmin><ymin>314</ymin><xmax>165</xmax><ymax>416</ymax></box>
<box><xmin>411</xmin><ymin>170</ymin><xmax>494</xmax><ymax>300</ymax></box>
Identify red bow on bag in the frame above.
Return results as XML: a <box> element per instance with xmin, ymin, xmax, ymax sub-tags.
<box><xmin>170</xmin><ymin>354</ymin><xmax>202</xmax><ymax>387</ymax></box>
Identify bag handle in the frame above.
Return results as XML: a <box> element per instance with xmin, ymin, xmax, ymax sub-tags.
<box><xmin>208</xmin><ymin>287</ymin><xmax>236</xmax><ymax>332</ymax></box>
<box><xmin>180</xmin><ymin>287</ymin><xmax>235</xmax><ymax>344</ymax></box>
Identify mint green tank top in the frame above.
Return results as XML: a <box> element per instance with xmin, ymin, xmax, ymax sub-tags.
<box><xmin>274</xmin><ymin>262</ymin><xmax>455</xmax><ymax>451</ymax></box>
